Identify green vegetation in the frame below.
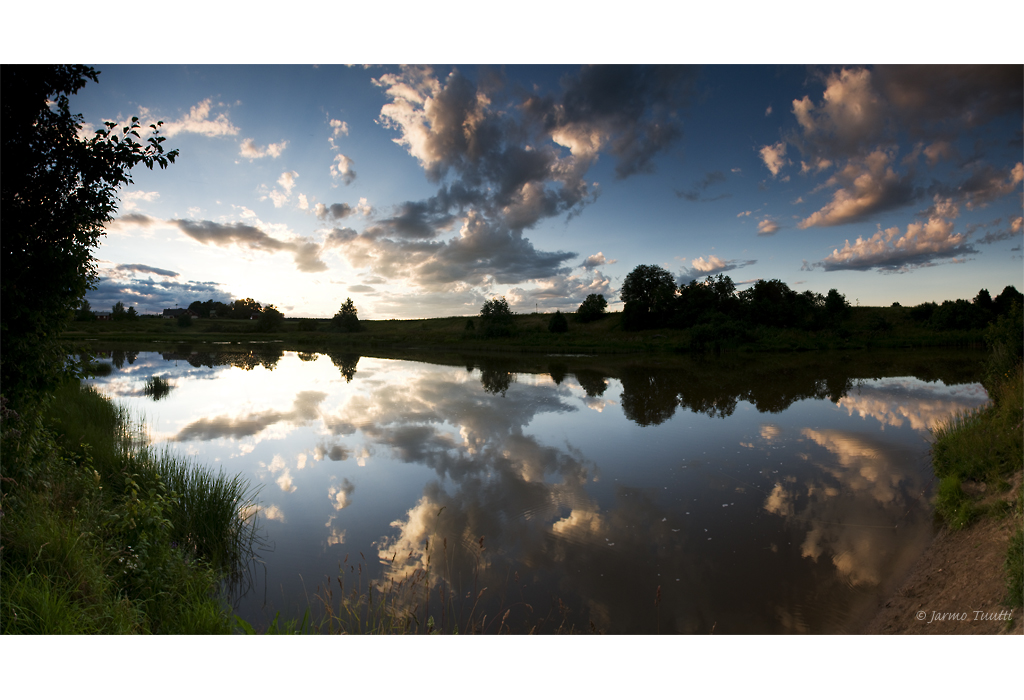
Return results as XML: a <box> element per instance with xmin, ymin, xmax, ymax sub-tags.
<box><xmin>1</xmin><ymin>382</ymin><xmax>261</xmax><ymax>633</ymax></box>
<box><xmin>330</xmin><ymin>298</ymin><xmax>362</xmax><ymax>333</ymax></box>
<box><xmin>930</xmin><ymin>299</ymin><xmax>1023</xmax><ymax>606</ymax></box>
<box><xmin>2</xmin><ymin>65</ymin><xmax>176</xmax><ymax>410</ymax></box>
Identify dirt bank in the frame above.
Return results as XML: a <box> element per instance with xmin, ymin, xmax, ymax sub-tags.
<box><xmin>863</xmin><ymin>471</ymin><xmax>1022</xmax><ymax>635</ymax></box>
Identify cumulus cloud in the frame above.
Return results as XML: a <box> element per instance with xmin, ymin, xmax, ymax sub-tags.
<box><xmin>140</xmin><ymin>98</ymin><xmax>239</xmax><ymax>139</ymax></box>
<box><xmin>505</xmin><ymin>270</ymin><xmax>612</xmax><ymax>310</ymax></box>
<box><xmin>675</xmin><ymin>170</ymin><xmax>730</xmax><ymax>202</ymax></box>
<box><xmin>677</xmin><ymin>255</ymin><xmax>756</xmax><ymax>285</ymax></box>
<box><xmin>331</xmin><ymin>154</ymin><xmax>356</xmax><ymax>184</ymax></box>
<box><xmin>331</xmin><ymin>66</ymin><xmax>696</xmax><ymax>296</ymax></box>
<box><xmin>757</xmin><ymin>218</ymin><xmax>781</xmax><ymax>236</ymax></box>
<box><xmin>759</xmin><ymin>142</ymin><xmax>788</xmax><ymax>177</ymax></box>
<box><xmin>581</xmin><ymin>251</ymin><xmax>616</xmax><ymax>270</ymax></box>
<box><xmin>329</xmin><ymin>119</ymin><xmax>348</xmax><ymax>137</ymax></box>
<box><xmin>790</xmin><ymin>68</ymin><xmax>885</xmax><ymax>160</ymax></box>
<box><xmin>170</xmin><ymin>218</ymin><xmax>328</xmax><ymax>273</ymax></box>
<box><xmin>808</xmin><ymin>214</ymin><xmax>975</xmax><ymax>272</ymax></box>
<box><xmin>316</xmin><ymin>202</ymin><xmax>353</xmax><ymax>220</ymax></box>
<box><xmin>239</xmin><ymin>138</ymin><xmax>288</xmax><ymax>160</ymax></box>
<box><xmin>325</xmin><ymin>210</ymin><xmax>576</xmax><ymax>291</ymax></box>
<box><xmin>328</xmin><ymin>478</ymin><xmax>355</xmax><ymax>510</ymax></box>
<box><xmin>798</xmin><ymin>149</ymin><xmax>918</xmax><ymax>228</ymax></box>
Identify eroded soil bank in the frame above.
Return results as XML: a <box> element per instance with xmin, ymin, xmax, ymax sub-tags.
<box><xmin>864</xmin><ymin>471</ymin><xmax>1022</xmax><ymax>635</ymax></box>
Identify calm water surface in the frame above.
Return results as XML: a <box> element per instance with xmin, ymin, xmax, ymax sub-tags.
<box><xmin>86</xmin><ymin>347</ymin><xmax>989</xmax><ymax>633</ymax></box>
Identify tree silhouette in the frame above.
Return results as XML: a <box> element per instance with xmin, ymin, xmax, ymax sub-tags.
<box><xmin>1</xmin><ymin>65</ymin><xmax>176</xmax><ymax>408</ymax></box>
<box><xmin>331</xmin><ymin>298</ymin><xmax>361</xmax><ymax>332</ymax></box>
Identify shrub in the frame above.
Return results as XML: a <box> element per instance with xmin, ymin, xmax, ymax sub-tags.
<box><xmin>331</xmin><ymin>298</ymin><xmax>361</xmax><ymax>333</ymax></box>
<box><xmin>575</xmin><ymin>294</ymin><xmax>607</xmax><ymax>323</ymax></box>
<box><xmin>548</xmin><ymin>311</ymin><xmax>568</xmax><ymax>333</ymax></box>
<box><xmin>479</xmin><ymin>297</ymin><xmax>513</xmax><ymax>337</ymax></box>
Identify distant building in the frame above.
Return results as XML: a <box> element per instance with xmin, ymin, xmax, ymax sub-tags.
<box><xmin>162</xmin><ymin>308</ymin><xmax>199</xmax><ymax>319</ymax></box>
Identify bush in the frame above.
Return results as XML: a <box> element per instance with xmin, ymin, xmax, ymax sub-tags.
<box><xmin>255</xmin><ymin>305</ymin><xmax>284</xmax><ymax>333</ymax></box>
<box><xmin>548</xmin><ymin>311</ymin><xmax>568</xmax><ymax>333</ymax></box>
<box><xmin>296</xmin><ymin>319</ymin><xmax>319</xmax><ymax>332</ymax></box>
<box><xmin>575</xmin><ymin>294</ymin><xmax>607</xmax><ymax>323</ymax></box>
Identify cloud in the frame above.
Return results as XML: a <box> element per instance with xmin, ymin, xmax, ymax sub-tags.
<box><xmin>808</xmin><ymin>214</ymin><xmax>975</xmax><ymax>272</ymax></box>
<box><xmin>118</xmin><ymin>190</ymin><xmax>160</xmax><ymax>212</ymax></box>
<box><xmin>977</xmin><ymin>216</ymin><xmax>1023</xmax><ymax>245</ymax></box>
<box><xmin>141</xmin><ymin>98</ymin><xmax>239</xmax><ymax>139</ymax></box>
<box><xmin>316</xmin><ymin>202</ymin><xmax>353</xmax><ymax>220</ymax></box>
<box><xmin>170</xmin><ymin>218</ymin><xmax>328</xmax><ymax>273</ymax></box>
<box><xmin>757</xmin><ymin>218</ymin><xmax>781</xmax><ymax>236</ymax></box>
<box><xmin>759</xmin><ymin>142</ymin><xmax>788</xmax><ymax>177</ymax></box>
<box><xmin>352</xmin><ymin>66</ymin><xmax>695</xmax><ymax>296</ymax></box>
<box><xmin>173</xmin><ymin>391</ymin><xmax>327</xmax><ymax>442</ymax></box>
<box><xmin>348</xmin><ymin>285</ymin><xmax>376</xmax><ymax>293</ymax></box>
<box><xmin>329</xmin><ymin>119</ymin><xmax>348</xmax><ymax>137</ymax></box>
<box><xmin>955</xmin><ymin>162</ymin><xmax>1024</xmax><ymax>210</ymax></box>
<box><xmin>790</xmin><ymin>68</ymin><xmax>885</xmax><ymax>160</ymax></box>
<box><xmin>676</xmin><ymin>255</ymin><xmax>756</xmax><ymax>285</ymax></box>
<box><xmin>328</xmin><ymin>210</ymin><xmax>576</xmax><ymax>292</ymax></box>
<box><xmin>874</xmin><ymin>65</ymin><xmax>1024</xmax><ymax>134</ymax></box>
<box><xmin>331</xmin><ymin>154</ymin><xmax>356</xmax><ymax>184</ymax></box>
<box><xmin>86</xmin><ymin>272</ymin><xmax>230</xmax><ymax>316</ymax></box>
<box><xmin>580</xmin><ymin>251</ymin><xmax>616</xmax><ymax>270</ymax></box>
<box><xmin>676</xmin><ymin>170</ymin><xmax>730</xmax><ymax>202</ymax></box>
<box><xmin>506</xmin><ymin>270</ymin><xmax>612</xmax><ymax>310</ymax></box>
<box><xmin>798</xmin><ymin>149</ymin><xmax>918</xmax><ymax>228</ymax></box>
<box><xmin>239</xmin><ymin>138</ymin><xmax>288</xmax><ymax>160</ymax></box>
<box><xmin>114</xmin><ymin>263</ymin><xmax>178</xmax><ymax>278</ymax></box>
<box><xmin>328</xmin><ymin>478</ymin><xmax>355</xmax><ymax>510</ymax></box>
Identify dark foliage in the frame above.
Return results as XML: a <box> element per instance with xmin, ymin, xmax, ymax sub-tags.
<box><xmin>548</xmin><ymin>310</ymin><xmax>569</xmax><ymax>333</ymax></box>
<box><xmin>621</xmin><ymin>264</ymin><xmax>676</xmax><ymax>330</ymax></box>
<box><xmin>575</xmin><ymin>294</ymin><xmax>608</xmax><ymax>323</ymax></box>
<box><xmin>255</xmin><ymin>305</ymin><xmax>285</xmax><ymax>333</ymax></box>
<box><xmin>1</xmin><ymin>65</ymin><xmax>176</xmax><ymax>409</ymax></box>
<box><xmin>331</xmin><ymin>298</ymin><xmax>362</xmax><ymax>333</ymax></box>
<box><xmin>479</xmin><ymin>297</ymin><xmax>514</xmax><ymax>337</ymax></box>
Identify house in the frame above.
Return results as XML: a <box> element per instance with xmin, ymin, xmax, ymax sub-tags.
<box><xmin>162</xmin><ymin>308</ymin><xmax>199</xmax><ymax>319</ymax></box>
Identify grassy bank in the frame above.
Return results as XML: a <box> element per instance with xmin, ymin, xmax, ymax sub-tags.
<box><xmin>931</xmin><ymin>362</ymin><xmax>1023</xmax><ymax>607</ymax></box>
<box><xmin>1</xmin><ymin>381</ymin><xmax>261</xmax><ymax>633</ymax></box>
<box><xmin>64</xmin><ymin>305</ymin><xmax>990</xmax><ymax>357</ymax></box>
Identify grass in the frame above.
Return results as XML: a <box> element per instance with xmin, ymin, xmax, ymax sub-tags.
<box><xmin>930</xmin><ymin>361</ymin><xmax>1023</xmax><ymax>606</ymax></box>
<box><xmin>1</xmin><ymin>381</ymin><xmax>262</xmax><ymax>633</ymax></box>
<box><xmin>64</xmin><ymin>306</ymin><xmax>990</xmax><ymax>357</ymax></box>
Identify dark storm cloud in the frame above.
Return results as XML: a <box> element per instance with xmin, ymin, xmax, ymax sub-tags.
<box><xmin>543</xmin><ymin>65</ymin><xmax>697</xmax><ymax>179</ymax></box>
<box><xmin>170</xmin><ymin>218</ymin><xmax>328</xmax><ymax>273</ymax></box>
<box><xmin>676</xmin><ymin>170</ymin><xmax>730</xmax><ymax>202</ymax></box>
<box><xmin>874</xmin><ymin>65</ymin><xmax>1024</xmax><ymax>134</ymax></box>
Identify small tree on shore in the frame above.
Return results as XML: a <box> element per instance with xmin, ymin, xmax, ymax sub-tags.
<box><xmin>331</xmin><ymin>298</ymin><xmax>361</xmax><ymax>332</ymax></box>
<box><xmin>548</xmin><ymin>310</ymin><xmax>569</xmax><ymax>333</ymax></box>
<box><xmin>256</xmin><ymin>304</ymin><xmax>285</xmax><ymax>332</ymax></box>
<box><xmin>576</xmin><ymin>294</ymin><xmax>607</xmax><ymax>323</ymax></box>
<box><xmin>480</xmin><ymin>297</ymin><xmax>513</xmax><ymax>337</ymax></box>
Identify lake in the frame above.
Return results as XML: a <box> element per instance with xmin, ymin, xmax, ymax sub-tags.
<box><xmin>84</xmin><ymin>345</ymin><xmax>990</xmax><ymax>633</ymax></box>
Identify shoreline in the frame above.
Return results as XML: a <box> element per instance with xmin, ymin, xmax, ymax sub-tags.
<box><xmin>863</xmin><ymin>469</ymin><xmax>1022</xmax><ymax>635</ymax></box>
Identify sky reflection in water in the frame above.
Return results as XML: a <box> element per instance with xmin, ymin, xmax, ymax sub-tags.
<box><xmin>86</xmin><ymin>349</ymin><xmax>989</xmax><ymax>633</ymax></box>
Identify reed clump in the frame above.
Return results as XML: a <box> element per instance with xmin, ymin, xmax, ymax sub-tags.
<box><xmin>1</xmin><ymin>381</ymin><xmax>262</xmax><ymax>633</ymax></box>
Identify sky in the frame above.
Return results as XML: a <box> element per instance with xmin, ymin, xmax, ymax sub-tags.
<box><xmin>59</xmin><ymin>63</ymin><xmax>1022</xmax><ymax>319</ymax></box>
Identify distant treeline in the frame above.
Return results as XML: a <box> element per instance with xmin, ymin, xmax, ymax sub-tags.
<box><xmin>617</xmin><ymin>264</ymin><xmax>1023</xmax><ymax>335</ymax></box>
